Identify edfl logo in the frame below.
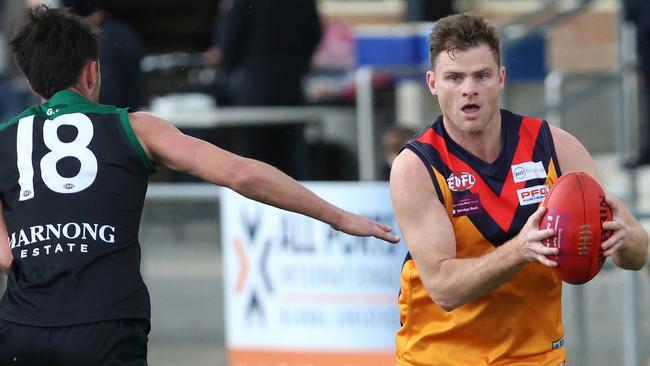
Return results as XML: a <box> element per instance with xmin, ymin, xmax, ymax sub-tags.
<box><xmin>447</xmin><ymin>172</ymin><xmax>476</xmax><ymax>192</ymax></box>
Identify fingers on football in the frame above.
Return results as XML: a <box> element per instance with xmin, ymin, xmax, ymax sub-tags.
<box><xmin>528</xmin><ymin>205</ymin><xmax>547</xmax><ymax>225</ymax></box>
<box><xmin>602</xmin><ymin>239</ymin><xmax>624</xmax><ymax>257</ymax></box>
<box><xmin>532</xmin><ymin>249</ymin><xmax>558</xmax><ymax>267</ymax></box>
<box><xmin>531</xmin><ymin>241</ymin><xmax>559</xmax><ymax>256</ymax></box>
<box><xmin>531</xmin><ymin>228</ymin><xmax>555</xmax><ymax>241</ymax></box>
<box><xmin>602</xmin><ymin>220</ymin><xmax>622</xmax><ymax>231</ymax></box>
<box><xmin>601</xmin><ymin>231</ymin><xmax>626</xmax><ymax>256</ymax></box>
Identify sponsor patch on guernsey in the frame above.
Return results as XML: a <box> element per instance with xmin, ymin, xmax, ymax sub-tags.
<box><xmin>447</xmin><ymin>172</ymin><xmax>476</xmax><ymax>192</ymax></box>
<box><xmin>511</xmin><ymin>161</ymin><xmax>547</xmax><ymax>183</ymax></box>
<box><xmin>516</xmin><ymin>184</ymin><xmax>549</xmax><ymax>205</ymax></box>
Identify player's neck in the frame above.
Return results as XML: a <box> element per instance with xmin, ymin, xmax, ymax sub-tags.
<box><xmin>66</xmin><ymin>87</ymin><xmax>86</xmax><ymax>99</ymax></box>
<box><xmin>445</xmin><ymin>114</ymin><xmax>502</xmax><ymax>164</ymax></box>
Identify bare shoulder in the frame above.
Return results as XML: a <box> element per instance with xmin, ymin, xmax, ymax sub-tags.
<box><xmin>390</xmin><ymin>149</ymin><xmax>433</xmax><ymax>191</ymax></box>
<box><xmin>127</xmin><ymin>111</ymin><xmax>169</xmax><ymax>133</ymax></box>
<box><xmin>548</xmin><ymin>124</ymin><xmax>581</xmax><ymax>146</ymax></box>
<box><xmin>127</xmin><ymin>112</ymin><xmax>181</xmax><ymax>157</ymax></box>
<box><xmin>390</xmin><ymin>149</ymin><xmax>438</xmax><ymax>211</ymax></box>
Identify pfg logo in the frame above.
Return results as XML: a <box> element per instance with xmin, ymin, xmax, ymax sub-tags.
<box><xmin>517</xmin><ymin>184</ymin><xmax>549</xmax><ymax>205</ymax></box>
<box><xmin>447</xmin><ymin>172</ymin><xmax>476</xmax><ymax>192</ymax></box>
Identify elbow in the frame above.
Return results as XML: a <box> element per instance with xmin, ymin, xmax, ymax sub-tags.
<box><xmin>0</xmin><ymin>259</ymin><xmax>11</xmax><ymax>274</ymax></box>
<box><xmin>625</xmin><ymin>253</ymin><xmax>647</xmax><ymax>271</ymax></box>
<box><xmin>613</xmin><ymin>251</ymin><xmax>648</xmax><ymax>271</ymax></box>
<box><xmin>615</xmin><ymin>236</ymin><xmax>649</xmax><ymax>271</ymax></box>
<box><xmin>632</xmin><ymin>250</ymin><xmax>648</xmax><ymax>271</ymax></box>
<box><xmin>228</xmin><ymin>158</ymin><xmax>260</xmax><ymax>195</ymax></box>
<box><xmin>427</xmin><ymin>287</ymin><xmax>461</xmax><ymax>312</ymax></box>
<box><xmin>0</xmin><ymin>251</ymin><xmax>12</xmax><ymax>274</ymax></box>
<box><xmin>423</xmin><ymin>270</ymin><xmax>463</xmax><ymax>312</ymax></box>
<box><xmin>432</xmin><ymin>296</ymin><xmax>459</xmax><ymax>313</ymax></box>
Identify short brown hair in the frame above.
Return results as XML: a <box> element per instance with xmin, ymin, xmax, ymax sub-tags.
<box><xmin>10</xmin><ymin>5</ymin><xmax>98</xmax><ymax>99</ymax></box>
<box><xmin>428</xmin><ymin>13</ymin><xmax>501</xmax><ymax>69</ymax></box>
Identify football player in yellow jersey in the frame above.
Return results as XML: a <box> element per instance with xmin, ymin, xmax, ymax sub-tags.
<box><xmin>390</xmin><ymin>13</ymin><xmax>648</xmax><ymax>366</ymax></box>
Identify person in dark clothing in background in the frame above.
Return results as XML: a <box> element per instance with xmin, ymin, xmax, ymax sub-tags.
<box><xmin>405</xmin><ymin>0</ymin><xmax>454</xmax><ymax>22</ymax></box>
<box><xmin>62</xmin><ymin>0</ymin><xmax>147</xmax><ymax>110</ymax></box>
<box><xmin>623</xmin><ymin>0</ymin><xmax>650</xmax><ymax>166</ymax></box>
<box><xmin>220</xmin><ymin>0</ymin><xmax>321</xmax><ymax>106</ymax></box>
<box><xmin>211</xmin><ymin>0</ymin><xmax>322</xmax><ymax>179</ymax></box>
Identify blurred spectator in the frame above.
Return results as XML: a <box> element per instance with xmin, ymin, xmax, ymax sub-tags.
<box><xmin>219</xmin><ymin>0</ymin><xmax>321</xmax><ymax>106</ymax></box>
<box><xmin>405</xmin><ymin>0</ymin><xmax>454</xmax><ymax>22</ymax></box>
<box><xmin>381</xmin><ymin>125</ymin><xmax>417</xmax><ymax>180</ymax></box>
<box><xmin>0</xmin><ymin>0</ymin><xmax>36</xmax><ymax>122</ymax></box>
<box><xmin>208</xmin><ymin>0</ymin><xmax>322</xmax><ymax>179</ymax></box>
<box><xmin>203</xmin><ymin>0</ymin><xmax>232</xmax><ymax>106</ymax></box>
<box><xmin>623</xmin><ymin>0</ymin><xmax>650</xmax><ymax>166</ymax></box>
<box><xmin>62</xmin><ymin>0</ymin><xmax>147</xmax><ymax>110</ymax></box>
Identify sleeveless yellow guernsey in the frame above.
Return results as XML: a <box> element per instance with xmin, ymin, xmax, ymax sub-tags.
<box><xmin>398</xmin><ymin>110</ymin><xmax>565</xmax><ymax>366</ymax></box>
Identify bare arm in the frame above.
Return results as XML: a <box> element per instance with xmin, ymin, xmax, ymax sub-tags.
<box><xmin>0</xmin><ymin>201</ymin><xmax>12</xmax><ymax>273</ymax></box>
<box><xmin>390</xmin><ymin>150</ymin><xmax>557</xmax><ymax>311</ymax></box>
<box><xmin>129</xmin><ymin>112</ymin><xmax>399</xmax><ymax>243</ymax></box>
<box><xmin>551</xmin><ymin>126</ymin><xmax>648</xmax><ymax>270</ymax></box>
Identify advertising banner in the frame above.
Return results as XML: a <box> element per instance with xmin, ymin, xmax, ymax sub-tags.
<box><xmin>221</xmin><ymin>182</ymin><xmax>406</xmax><ymax>366</ymax></box>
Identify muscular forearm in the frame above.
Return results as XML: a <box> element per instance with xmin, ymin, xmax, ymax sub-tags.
<box><xmin>228</xmin><ymin>158</ymin><xmax>343</xmax><ymax>227</ymax></box>
<box><xmin>424</xmin><ymin>241</ymin><xmax>526</xmax><ymax>311</ymax></box>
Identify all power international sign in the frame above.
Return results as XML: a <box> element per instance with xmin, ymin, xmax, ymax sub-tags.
<box><xmin>221</xmin><ymin>182</ymin><xmax>406</xmax><ymax>366</ymax></box>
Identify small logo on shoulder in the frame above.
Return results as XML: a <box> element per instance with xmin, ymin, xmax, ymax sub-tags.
<box><xmin>447</xmin><ymin>172</ymin><xmax>476</xmax><ymax>192</ymax></box>
<box><xmin>552</xmin><ymin>335</ymin><xmax>565</xmax><ymax>350</ymax></box>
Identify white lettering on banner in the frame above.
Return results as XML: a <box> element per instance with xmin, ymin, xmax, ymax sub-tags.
<box><xmin>511</xmin><ymin>161</ymin><xmax>547</xmax><ymax>183</ymax></box>
<box><xmin>221</xmin><ymin>183</ymin><xmax>406</xmax><ymax>352</ymax></box>
<box><xmin>517</xmin><ymin>184</ymin><xmax>549</xmax><ymax>205</ymax></box>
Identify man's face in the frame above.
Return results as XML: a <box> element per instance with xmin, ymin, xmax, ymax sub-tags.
<box><xmin>426</xmin><ymin>43</ymin><xmax>505</xmax><ymax>136</ymax></box>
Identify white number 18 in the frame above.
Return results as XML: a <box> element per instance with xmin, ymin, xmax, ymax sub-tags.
<box><xmin>16</xmin><ymin>113</ymin><xmax>98</xmax><ymax>201</ymax></box>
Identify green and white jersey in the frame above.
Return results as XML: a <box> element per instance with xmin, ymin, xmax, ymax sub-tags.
<box><xmin>0</xmin><ymin>90</ymin><xmax>156</xmax><ymax>326</ymax></box>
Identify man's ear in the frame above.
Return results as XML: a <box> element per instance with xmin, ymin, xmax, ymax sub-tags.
<box><xmin>85</xmin><ymin>60</ymin><xmax>99</xmax><ymax>90</ymax></box>
<box><xmin>426</xmin><ymin>70</ymin><xmax>437</xmax><ymax>96</ymax></box>
<box><xmin>498</xmin><ymin>65</ymin><xmax>506</xmax><ymax>90</ymax></box>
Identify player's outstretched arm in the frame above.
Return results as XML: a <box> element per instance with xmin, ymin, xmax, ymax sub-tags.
<box><xmin>551</xmin><ymin>126</ymin><xmax>648</xmax><ymax>270</ymax></box>
<box><xmin>128</xmin><ymin>112</ymin><xmax>399</xmax><ymax>244</ymax></box>
<box><xmin>390</xmin><ymin>150</ymin><xmax>557</xmax><ymax>312</ymax></box>
<box><xmin>0</xmin><ymin>201</ymin><xmax>13</xmax><ymax>273</ymax></box>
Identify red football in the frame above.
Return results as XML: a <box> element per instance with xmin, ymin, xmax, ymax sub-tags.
<box><xmin>539</xmin><ymin>172</ymin><xmax>612</xmax><ymax>285</ymax></box>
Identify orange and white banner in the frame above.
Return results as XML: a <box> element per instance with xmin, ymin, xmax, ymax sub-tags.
<box><xmin>229</xmin><ymin>348</ymin><xmax>395</xmax><ymax>366</ymax></box>
<box><xmin>221</xmin><ymin>182</ymin><xmax>405</xmax><ymax>365</ymax></box>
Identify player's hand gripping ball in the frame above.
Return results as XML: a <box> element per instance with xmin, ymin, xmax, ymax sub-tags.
<box><xmin>539</xmin><ymin>172</ymin><xmax>612</xmax><ymax>284</ymax></box>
